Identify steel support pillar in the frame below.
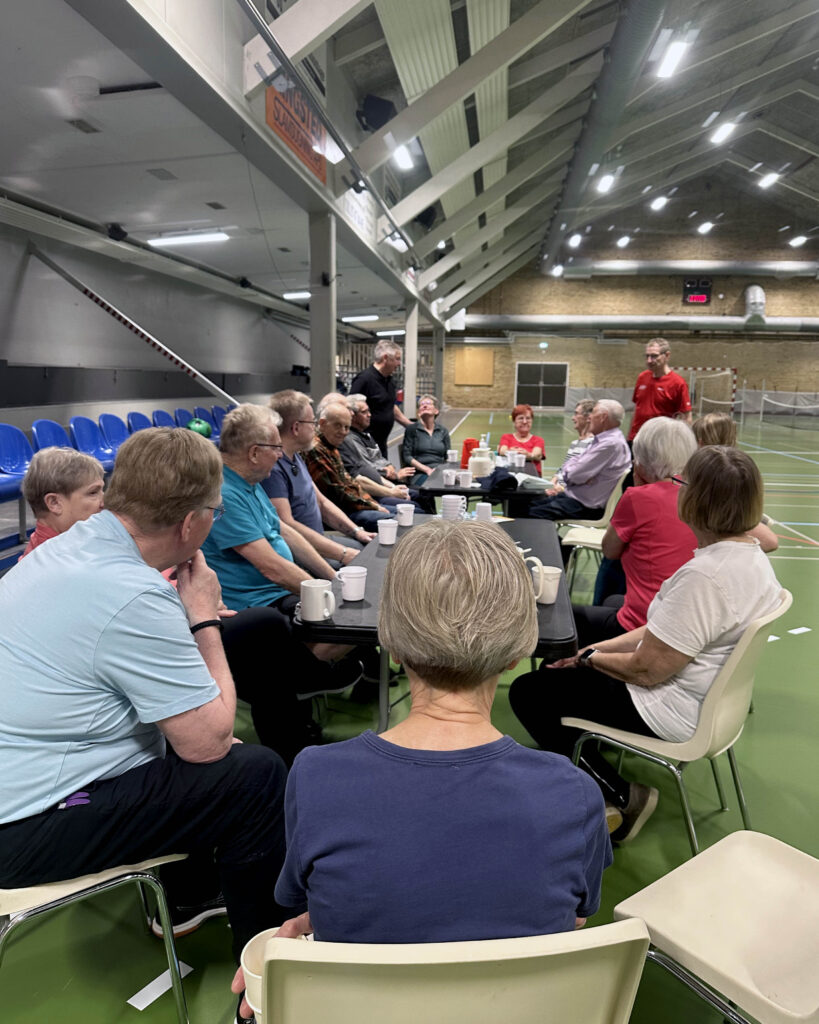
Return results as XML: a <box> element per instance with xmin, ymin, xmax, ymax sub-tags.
<box><xmin>309</xmin><ymin>211</ymin><xmax>337</xmax><ymax>400</ymax></box>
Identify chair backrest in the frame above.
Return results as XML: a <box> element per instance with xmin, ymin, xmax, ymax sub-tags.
<box><xmin>68</xmin><ymin>417</ymin><xmax>114</xmax><ymax>460</ymax></box>
<box><xmin>127</xmin><ymin>411</ymin><xmax>153</xmax><ymax>432</ymax></box>
<box><xmin>152</xmin><ymin>409</ymin><xmax>176</xmax><ymax>428</ymax></box>
<box><xmin>174</xmin><ymin>407</ymin><xmax>194</xmax><ymax>428</ymax></box>
<box><xmin>98</xmin><ymin>413</ymin><xmax>129</xmax><ymax>450</ymax></box>
<box><xmin>0</xmin><ymin>424</ymin><xmax>34</xmax><ymax>475</ymax></box>
<box><xmin>193</xmin><ymin>407</ymin><xmax>219</xmax><ymax>436</ymax></box>
<box><xmin>261</xmin><ymin>919</ymin><xmax>649</xmax><ymax>1024</ymax></box>
<box><xmin>555</xmin><ymin>468</ymin><xmax>630</xmax><ymax>530</ymax></box>
<box><xmin>31</xmin><ymin>418</ymin><xmax>72</xmax><ymax>451</ymax></box>
<box><xmin>699</xmin><ymin>588</ymin><xmax>793</xmax><ymax>756</ymax></box>
<box><xmin>212</xmin><ymin>406</ymin><xmax>227</xmax><ymax>429</ymax></box>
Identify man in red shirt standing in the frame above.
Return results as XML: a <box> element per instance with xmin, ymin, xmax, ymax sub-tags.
<box><xmin>628</xmin><ymin>337</ymin><xmax>692</xmax><ymax>442</ymax></box>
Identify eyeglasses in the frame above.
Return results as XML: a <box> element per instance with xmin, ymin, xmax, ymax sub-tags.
<box><xmin>645</xmin><ymin>353</ymin><xmax>663</xmax><ymax>360</ymax></box>
<box><xmin>296</xmin><ymin>419</ymin><xmax>316</xmax><ymax>427</ymax></box>
<box><xmin>205</xmin><ymin>504</ymin><xmax>225</xmax><ymax>521</ymax></box>
<box><xmin>255</xmin><ymin>442</ymin><xmax>284</xmax><ymax>453</ymax></box>
<box><xmin>671</xmin><ymin>476</ymin><xmax>688</xmax><ymax>487</ymax></box>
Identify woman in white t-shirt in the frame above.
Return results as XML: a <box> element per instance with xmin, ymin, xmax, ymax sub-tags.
<box><xmin>509</xmin><ymin>445</ymin><xmax>781</xmax><ymax>844</ymax></box>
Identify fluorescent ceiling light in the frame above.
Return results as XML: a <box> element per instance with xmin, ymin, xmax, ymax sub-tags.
<box><xmin>758</xmin><ymin>172</ymin><xmax>780</xmax><ymax>189</ymax></box>
<box><xmin>709</xmin><ymin>122</ymin><xmax>736</xmax><ymax>145</ymax></box>
<box><xmin>551</xmin><ymin>264</ymin><xmax>564</xmax><ymax>277</ymax></box>
<box><xmin>376</xmin><ymin>329</ymin><xmax>406</xmax><ymax>336</ymax></box>
<box><xmin>386</xmin><ymin>234</ymin><xmax>409</xmax><ymax>253</ymax></box>
<box><xmin>596</xmin><ymin>174</ymin><xmax>615</xmax><ymax>194</ymax></box>
<box><xmin>567</xmin><ymin>233</ymin><xmax>582</xmax><ymax>249</ymax></box>
<box><xmin>789</xmin><ymin>235</ymin><xmax>808</xmax><ymax>247</ymax></box>
<box><xmin>436</xmin><ymin>240</ymin><xmax>446</xmax><ymax>251</ymax></box>
<box><xmin>283</xmin><ymin>290</ymin><xmax>311</xmax><ymax>301</ymax></box>
<box><xmin>656</xmin><ymin>40</ymin><xmax>688</xmax><ymax>78</ymax></box>
<box><xmin>697</xmin><ymin>221</ymin><xmax>714</xmax><ymax>235</ymax></box>
<box><xmin>616</xmin><ymin>235</ymin><xmax>630</xmax><ymax>248</ymax></box>
<box><xmin>147</xmin><ymin>231</ymin><xmax>229</xmax><ymax>247</ymax></box>
<box><xmin>341</xmin><ymin>314</ymin><xmax>379</xmax><ymax>322</ymax></box>
<box><xmin>392</xmin><ymin>144</ymin><xmax>413</xmax><ymax>171</ymax></box>
<box><xmin>650</xmin><ymin>196</ymin><xmax>668</xmax><ymax>211</ymax></box>
<box><xmin>701</xmin><ymin>111</ymin><xmax>720</xmax><ymax>128</ymax></box>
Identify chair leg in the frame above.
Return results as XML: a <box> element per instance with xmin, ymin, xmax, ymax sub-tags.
<box><xmin>669</xmin><ymin>762</ymin><xmax>699</xmax><ymax>856</ymax></box>
<box><xmin>726</xmin><ymin>747</ymin><xmax>752</xmax><ymax>830</ymax></box>
<box><xmin>136</xmin><ymin>881</ymin><xmax>153</xmax><ymax>930</ymax></box>
<box><xmin>710</xmin><ymin>758</ymin><xmax>729</xmax><ymax>811</ymax></box>
<box><xmin>139</xmin><ymin>875</ymin><xmax>190</xmax><ymax>1024</ymax></box>
<box><xmin>646</xmin><ymin>950</ymin><xmax>754</xmax><ymax>1024</ymax></box>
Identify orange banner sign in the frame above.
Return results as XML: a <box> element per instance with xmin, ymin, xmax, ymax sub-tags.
<box><xmin>265</xmin><ymin>83</ymin><xmax>327</xmax><ymax>185</ymax></box>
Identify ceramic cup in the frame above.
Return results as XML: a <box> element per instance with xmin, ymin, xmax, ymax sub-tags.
<box><xmin>240</xmin><ymin>926</ymin><xmax>281</xmax><ymax>1021</ymax></box>
<box><xmin>458</xmin><ymin>470</ymin><xmax>473</xmax><ymax>487</ymax></box>
<box><xmin>377</xmin><ymin>518</ymin><xmax>398</xmax><ymax>545</ymax></box>
<box><xmin>337</xmin><ymin>564</ymin><xmax>367</xmax><ymax>602</ymax></box>
<box><xmin>441</xmin><ymin>494</ymin><xmax>467</xmax><ymax>520</ymax></box>
<box><xmin>530</xmin><ymin>563</ymin><xmax>562</xmax><ymax>605</ymax></box>
<box><xmin>395</xmin><ymin>503</ymin><xmax>415</xmax><ymax>526</ymax></box>
<box><xmin>475</xmin><ymin>502</ymin><xmax>493</xmax><ymax>522</ymax></box>
<box><xmin>447</xmin><ymin>449</ymin><xmax>459</xmax><ymax>462</ymax></box>
<box><xmin>299</xmin><ymin>579</ymin><xmax>335</xmax><ymax>622</ymax></box>
<box><xmin>442</xmin><ymin>468</ymin><xmax>457</xmax><ymax>486</ymax></box>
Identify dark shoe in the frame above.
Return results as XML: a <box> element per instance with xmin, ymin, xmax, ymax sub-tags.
<box><xmin>236</xmin><ymin>992</ymin><xmax>255</xmax><ymax>1024</ymax></box>
<box><xmin>611</xmin><ymin>783</ymin><xmax>659</xmax><ymax>844</ymax></box>
<box><xmin>150</xmin><ymin>893</ymin><xmax>227</xmax><ymax>938</ymax></box>
<box><xmin>296</xmin><ymin>658</ymin><xmax>363</xmax><ymax>700</ymax></box>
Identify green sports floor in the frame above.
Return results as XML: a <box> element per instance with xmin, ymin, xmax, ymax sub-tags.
<box><xmin>2</xmin><ymin>410</ymin><xmax>817</xmax><ymax>1023</ymax></box>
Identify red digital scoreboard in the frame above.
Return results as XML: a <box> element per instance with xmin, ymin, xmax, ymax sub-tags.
<box><xmin>683</xmin><ymin>277</ymin><xmax>712</xmax><ymax>305</ymax></box>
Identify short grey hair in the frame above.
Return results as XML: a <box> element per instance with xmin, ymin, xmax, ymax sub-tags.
<box><xmin>594</xmin><ymin>399</ymin><xmax>624</xmax><ymax>426</ymax></box>
<box><xmin>417</xmin><ymin>393</ymin><xmax>440</xmax><ymax>411</ymax></box>
<box><xmin>374</xmin><ymin>339</ymin><xmax>401</xmax><ymax>361</ymax></box>
<box><xmin>22</xmin><ymin>448</ymin><xmax>104</xmax><ymax>516</ymax></box>
<box><xmin>315</xmin><ymin>392</ymin><xmax>347</xmax><ymax>421</ymax></box>
<box><xmin>269</xmin><ymin>389</ymin><xmax>311</xmax><ymax>432</ymax></box>
<box><xmin>378</xmin><ymin>521</ymin><xmax>538</xmax><ymax>691</ymax></box>
<box><xmin>575</xmin><ymin>399</ymin><xmax>595</xmax><ymax>417</ymax></box>
<box><xmin>320</xmin><ymin>401</ymin><xmax>352</xmax><ymax>425</ymax></box>
<box><xmin>647</xmin><ymin>336</ymin><xmax>670</xmax><ymax>354</ymax></box>
<box><xmin>346</xmin><ymin>393</ymin><xmax>368</xmax><ymax>412</ymax></box>
<box><xmin>632</xmin><ymin>417</ymin><xmax>697</xmax><ymax>482</ymax></box>
<box><xmin>220</xmin><ymin>403</ymin><xmax>281</xmax><ymax>454</ymax></box>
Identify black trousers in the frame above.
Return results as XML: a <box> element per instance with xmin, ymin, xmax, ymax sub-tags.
<box><xmin>508</xmin><ymin>665</ymin><xmax>659</xmax><ymax>807</ymax></box>
<box><xmin>572</xmin><ymin>596</ymin><xmax>626</xmax><ymax>650</ymax></box>
<box><xmin>528</xmin><ymin>494</ymin><xmax>603</xmax><ymax>521</ymax></box>
<box><xmin>0</xmin><ymin>744</ymin><xmax>289</xmax><ymax>960</ymax></box>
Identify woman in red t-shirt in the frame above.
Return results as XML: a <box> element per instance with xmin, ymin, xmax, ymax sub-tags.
<box><xmin>572</xmin><ymin>417</ymin><xmax>697</xmax><ymax>648</ymax></box>
<box><xmin>498</xmin><ymin>404</ymin><xmax>545</xmax><ymax>476</ymax></box>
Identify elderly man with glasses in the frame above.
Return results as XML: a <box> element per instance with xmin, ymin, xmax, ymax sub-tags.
<box><xmin>263</xmin><ymin>390</ymin><xmax>373</xmax><ymax>566</ymax></box>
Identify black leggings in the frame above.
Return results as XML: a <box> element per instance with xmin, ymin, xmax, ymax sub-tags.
<box><xmin>508</xmin><ymin>665</ymin><xmax>659</xmax><ymax>807</ymax></box>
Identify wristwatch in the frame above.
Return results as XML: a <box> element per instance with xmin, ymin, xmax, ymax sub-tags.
<box><xmin>579</xmin><ymin>647</ymin><xmax>598</xmax><ymax>665</ymax></box>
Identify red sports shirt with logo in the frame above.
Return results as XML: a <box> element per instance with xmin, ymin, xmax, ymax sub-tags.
<box><xmin>628</xmin><ymin>370</ymin><xmax>692</xmax><ymax>440</ymax></box>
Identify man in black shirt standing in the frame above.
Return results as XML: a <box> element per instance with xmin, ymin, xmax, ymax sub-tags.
<box><xmin>349</xmin><ymin>340</ymin><xmax>413</xmax><ymax>456</ymax></box>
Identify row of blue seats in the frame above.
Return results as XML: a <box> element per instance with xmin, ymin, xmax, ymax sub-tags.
<box><xmin>0</xmin><ymin>406</ymin><xmax>232</xmax><ymax>501</ymax></box>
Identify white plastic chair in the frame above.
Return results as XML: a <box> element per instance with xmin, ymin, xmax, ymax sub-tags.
<box><xmin>614</xmin><ymin>831</ymin><xmax>819</xmax><ymax>1024</ymax></box>
<box><xmin>556</xmin><ymin>469</ymin><xmax>629</xmax><ymax>591</ymax></box>
<box><xmin>259</xmin><ymin>918</ymin><xmax>649</xmax><ymax>1024</ymax></box>
<box><xmin>0</xmin><ymin>854</ymin><xmax>189</xmax><ymax>1023</ymax></box>
<box><xmin>563</xmin><ymin>589</ymin><xmax>792</xmax><ymax>855</ymax></box>
<box><xmin>554</xmin><ymin>468</ymin><xmax>630</xmax><ymax>532</ymax></box>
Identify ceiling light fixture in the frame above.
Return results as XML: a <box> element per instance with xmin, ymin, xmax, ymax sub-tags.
<box><xmin>650</xmin><ymin>196</ymin><xmax>668</xmax><ymax>211</ymax></box>
<box><xmin>376</xmin><ymin>329</ymin><xmax>406</xmax><ymax>336</ymax></box>
<box><xmin>656</xmin><ymin>40</ymin><xmax>688</xmax><ymax>78</ymax></box>
<box><xmin>392</xmin><ymin>144</ymin><xmax>414</xmax><ymax>171</ymax></box>
<box><xmin>596</xmin><ymin>174</ymin><xmax>615</xmax><ymax>193</ymax></box>
<box><xmin>789</xmin><ymin>235</ymin><xmax>808</xmax><ymax>247</ymax></box>
<box><xmin>551</xmin><ymin>264</ymin><xmax>564</xmax><ymax>277</ymax></box>
<box><xmin>341</xmin><ymin>314</ymin><xmax>379</xmax><ymax>322</ymax></box>
<box><xmin>697</xmin><ymin>221</ymin><xmax>714</xmax><ymax>234</ymax></box>
<box><xmin>709</xmin><ymin>122</ymin><xmax>736</xmax><ymax>145</ymax></box>
<box><xmin>147</xmin><ymin>231</ymin><xmax>229</xmax><ymax>247</ymax></box>
<box><xmin>701</xmin><ymin>111</ymin><xmax>720</xmax><ymax>128</ymax></box>
<box><xmin>283</xmin><ymin>290</ymin><xmax>311</xmax><ymax>301</ymax></box>
<box><xmin>758</xmin><ymin>172</ymin><xmax>780</xmax><ymax>189</ymax></box>
<box><xmin>436</xmin><ymin>240</ymin><xmax>446</xmax><ymax>251</ymax></box>
<box><xmin>385</xmin><ymin>233</ymin><xmax>409</xmax><ymax>253</ymax></box>
<box><xmin>567</xmin><ymin>233</ymin><xmax>582</xmax><ymax>249</ymax></box>
<box><xmin>616</xmin><ymin>235</ymin><xmax>631</xmax><ymax>248</ymax></box>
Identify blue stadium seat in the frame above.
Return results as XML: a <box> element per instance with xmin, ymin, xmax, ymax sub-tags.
<box><xmin>152</xmin><ymin>410</ymin><xmax>175</xmax><ymax>428</ymax></box>
<box><xmin>99</xmin><ymin>414</ymin><xmax>129</xmax><ymax>452</ymax></box>
<box><xmin>31</xmin><ymin>419</ymin><xmax>72</xmax><ymax>451</ymax></box>
<box><xmin>127</xmin><ymin>411</ymin><xmax>152</xmax><ymax>432</ymax></box>
<box><xmin>0</xmin><ymin>424</ymin><xmax>34</xmax><ymax>479</ymax></box>
<box><xmin>212</xmin><ymin>406</ymin><xmax>227</xmax><ymax>430</ymax></box>
<box><xmin>193</xmin><ymin>407</ymin><xmax>219</xmax><ymax>442</ymax></box>
<box><xmin>174</xmin><ymin>408</ymin><xmax>194</xmax><ymax>428</ymax></box>
<box><xmin>68</xmin><ymin>417</ymin><xmax>115</xmax><ymax>471</ymax></box>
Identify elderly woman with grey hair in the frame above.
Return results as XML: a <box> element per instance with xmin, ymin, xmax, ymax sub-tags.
<box><xmin>268</xmin><ymin>520</ymin><xmax>612</xmax><ymax>945</ymax></box>
<box><xmin>401</xmin><ymin>394</ymin><xmax>451</xmax><ymax>487</ymax></box>
<box><xmin>572</xmin><ymin>416</ymin><xmax>698</xmax><ymax>648</ymax></box>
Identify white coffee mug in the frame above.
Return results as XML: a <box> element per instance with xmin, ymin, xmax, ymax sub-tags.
<box><xmin>447</xmin><ymin>449</ymin><xmax>459</xmax><ymax>462</ymax></box>
<box><xmin>458</xmin><ymin>470</ymin><xmax>473</xmax><ymax>487</ymax></box>
<box><xmin>441</xmin><ymin>494</ymin><xmax>467</xmax><ymax>520</ymax></box>
<box><xmin>530</xmin><ymin>563</ymin><xmax>562</xmax><ymax>605</ymax></box>
<box><xmin>377</xmin><ymin>518</ymin><xmax>398</xmax><ymax>545</ymax></box>
<box><xmin>299</xmin><ymin>579</ymin><xmax>335</xmax><ymax>621</ymax></box>
<box><xmin>337</xmin><ymin>565</ymin><xmax>367</xmax><ymax>602</ymax></box>
<box><xmin>442</xmin><ymin>468</ymin><xmax>457</xmax><ymax>486</ymax></box>
<box><xmin>395</xmin><ymin>503</ymin><xmax>415</xmax><ymax>526</ymax></box>
<box><xmin>475</xmin><ymin>502</ymin><xmax>493</xmax><ymax>522</ymax></box>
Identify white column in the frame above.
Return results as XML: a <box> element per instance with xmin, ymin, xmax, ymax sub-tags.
<box><xmin>403</xmin><ymin>302</ymin><xmax>419</xmax><ymax>417</ymax></box>
<box><xmin>433</xmin><ymin>326</ymin><xmax>445</xmax><ymax>404</ymax></box>
<box><xmin>309</xmin><ymin>211</ymin><xmax>337</xmax><ymax>400</ymax></box>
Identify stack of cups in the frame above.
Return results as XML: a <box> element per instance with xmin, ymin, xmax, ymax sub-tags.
<box><xmin>441</xmin><ymin>494</ymin><xmax>467</xmax><ymax>521</ymax></box>
<box><xmin>446</xmin><ymin>449</ymin><xmax>459</xmax><ymax>462</ymax></box>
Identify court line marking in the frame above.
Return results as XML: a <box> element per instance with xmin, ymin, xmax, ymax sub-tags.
<box><xmin>778</xmin><ymin>521</ymin><xmax>819</xmax><ymax>527</ymax></box>
<box><xmin>788</xmin><ymin>626</ymin><xmax>812</xmax><ymax>635</ymax></box>
<box><xmin>768</xmin><ymin>635</ymin><xmax>780</xmax><ymax>642</ymax></box>
<box><xmin>450</xmin><ymin>411</ymin><xmax>471</xmax><ymax>435</ymax></box>
<box><xmin>768</xmin><ymin>555</ymin><xmax>819</xmax><ymax>560</ymax></box>
<box><xmin>127</xmin><ymin>962</ymin><xmax>193</xmax><ymax>1010</ymax></box>
<box><xmin>740</xmin><ymin>441</ymin><xmax>819</xmax><ymax>466</ymax></box>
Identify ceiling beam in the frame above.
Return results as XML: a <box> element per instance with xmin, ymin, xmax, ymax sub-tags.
<box><xmin>444</xmin><ymin>245</ymin><xmax>540</xmax><ymax>315</ymax></box>
<box><xmin>440</xmin><ymin>233</ymin><xmax>542</xmax><ymax>314</ymax></box>
<box><xmin>630</xmin><ymin>0</ymin><xmax>819</xmax><ymax>106</ymax></box>
<box><xmin>380</xmin><ymin>52</ymin><xmax>602</xmax><ymax>232</ymax></box>
<box><xmin>728</xmin><ymin>156</ymin><xmax>819</xmax><ymax>208</ymax></box>
<box><xmin>509</xmin><ymin>21</ymin><xmax>615</xmax><ymax>91</ymax></box>
<box><xmin>435</xmin><ymin>215</ymin><xmax>551</xmax><ymax>294</ymax></box>
<box><xmin>343</xmin><ymin>0</ymin><xmax>595</xmax><ymax>179</ymax></box>
<box><xmin>333</xmin><ymin>17</ymin><xmax>386</xmax><ymax>65</ymax></box>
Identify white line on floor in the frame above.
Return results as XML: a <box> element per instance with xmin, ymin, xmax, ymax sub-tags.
<box><xmin>127</xmin><ymin>963</ymin><xmax>193</xmax><ymax>1011</ymax></box>
<box><xmin>768</xmin><ymin>635</ymin><xmax>780</xmax><ymax>642</ymax></box>
<box><xmin>450</xmin><ymin>411</ymin><xmax>471</xmax><ymax>435</ymax></box>
<box><xmin>740</xmin><ymin>441</ymin><xmax>819</xmax><ymax>466</ymax></box>
<box><xmin>768</xmin><ymin>555</ymin><xmax>819</xmax><ymax>560</ymax></box>
<box><xmin>788</xmin><ymin>627</ymin><xmax>812</xmax><ymax>635</ymax></box>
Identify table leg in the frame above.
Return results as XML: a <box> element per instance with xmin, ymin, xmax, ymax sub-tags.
<box><xmin>377</xmin><ymin>646</ymin><xmax>390</xmax><ymax>733</ymax></box>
